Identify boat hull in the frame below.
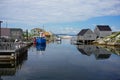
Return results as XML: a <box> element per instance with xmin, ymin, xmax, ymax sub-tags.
<box><xmin>36</xmin><ymin>37</ymin><xmax>46</xmax><ymax>45</ymax></box>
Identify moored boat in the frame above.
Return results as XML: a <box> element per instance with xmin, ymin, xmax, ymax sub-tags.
<box><xmin>33</xmin><ymin>37</ymin><xmax>36</xmax><ymax>44</ymax></box>
<box><xmin>33</xmin><ymin>32</ymin><xmax>46</xmax><ymax>45</ymax></box>
<box><xmin>36</xmin><ymin>37</ymin><xmax>46</xmax><ymax>44</ymax></box>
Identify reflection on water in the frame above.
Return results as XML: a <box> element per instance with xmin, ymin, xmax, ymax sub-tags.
<box><xmin>94</xmin><ymin>46</ymin><xmax>111</xmax><ymax>60</ymax></box>
<box><xmin>99</xmin><ymin>45</ymin><xmax>120</xmax><ymax>56</ymax></box>
<box><xmin>51</xmin><ymin>40</ymin><xmax>62</xmax><ymax>44</ymax></box>
<box><xmin>56</xmin><ymin>41</ymin><xmax>62</xmax><ymax>44</ymax></box>
<box><xmin>77</xmin><ymin>45</ymin><xmax>112</xmax><ymax>60</ymax></box>
<box><xmin>32</xmin><ymin>43</ymin><xmax>47</xmax><ymax>55</ymax></box>
<box><xmin>0</xmin><ymin>39</ymin><xmax>120</xmax><ymax>80</ymax></box>
<box><xmin>77</xmin><ymin>45</ymin><xmax>94</xmax><ymax>56</ymax></box>
<box><xmin>0</xmin><ymin>50</ymin><xmax>28</xmax><ymax>80</ymax></box>
<box><xmin>36</xmin><ymin>44</ymin><xmax>46</xmax><ymax>51</ymax></box>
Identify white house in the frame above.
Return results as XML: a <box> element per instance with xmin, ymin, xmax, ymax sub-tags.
<box><xmin>77</xmin><ymin>29</ymin><xmax>96</xmax><ymax>42</ymax></box>
<box><xmin>94</xmin><ymin>25</ymin><xmax>112</xmax><ymax>38</ymax></box>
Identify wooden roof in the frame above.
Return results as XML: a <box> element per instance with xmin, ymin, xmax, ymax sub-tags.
<box><xmin>97</xmin><ymin>25</ymin><xmax>112</xmax><ymax>31</ymax></box>
<box><xmin>77</xmin><ymin>29</ymin><xmax>89</xmax><ymax>36</ymax></box>
<box><xmin>1</xmin><ymin>28</ymin><xmax>10</xmax><ymax>36</ymax></box>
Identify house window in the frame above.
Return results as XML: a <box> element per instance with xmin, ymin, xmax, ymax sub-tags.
<box><xmin>88</xmin><ymin>35</ymin><xmax>91</xmax><ymax>38</ymax></box>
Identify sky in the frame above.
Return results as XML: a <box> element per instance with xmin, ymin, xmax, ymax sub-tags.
<box><xmin>0</xmin><ymin>0</ymin><xmax>120</xmax><ymax>34</ymax></box>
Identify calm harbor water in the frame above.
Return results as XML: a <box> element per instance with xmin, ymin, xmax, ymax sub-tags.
<box><xmin>1</xmin><ymin>39</ymin><xmax>120</xmax><ymax>80</ymax></box>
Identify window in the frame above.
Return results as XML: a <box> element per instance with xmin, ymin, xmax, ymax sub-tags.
<box><xmin>88</xmin><ymin>35</ymin><xmax>91</xmax><ymax>38</ymax></box>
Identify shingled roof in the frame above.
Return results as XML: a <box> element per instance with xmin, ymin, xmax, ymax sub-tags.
<box><xmin>77</xmin><ymin>29</ymin><xmax>89</xmax><ymax>36</ymax></box>
<box><xmin>97</xmin><ymin>25</ymin><xmax>112</xmax><ymax>31</ymax></box>
<box><xmin>1</xmin><ymin>28</ymin><xmax>10</xmax><ymax>37</ymax></box>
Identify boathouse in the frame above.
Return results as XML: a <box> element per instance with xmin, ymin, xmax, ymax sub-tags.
<box><xmin>77</xmin><ymin>29</ymin><xmax>96</xmax><ymax>43</ymax></box>
<box><xmin>1</xmin><ymin>28</ymin><xmax>23</xmax><ymax>40</ymax></box>
<box><xmin>10</xmin><ymin>28</ymin><xmax>23</xmax><ymax>40</ymax></box>
<box><xmin>94</xmin><ymin>25</ymin><xmax>112</xmax><ymax>38</ymax></box>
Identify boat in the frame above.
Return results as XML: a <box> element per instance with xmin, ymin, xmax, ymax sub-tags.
<box><xmin>56</xmin><ymin>37</ymin><xmax>61</xmax><ymax>41</ymax></box>
<box><xmin>36</xmin><ymin>37</ymin><xmax>46</xmax><ymax>44</ymax></box>
<box><xmin>33</xmin><ymin>32</ymin><xmax>46</xmax><ymax>45</ymax></box>
<box><xmin>33</xmin><ymin>37</ymin><xmax>36</xmax><ymax>44</ymax></box>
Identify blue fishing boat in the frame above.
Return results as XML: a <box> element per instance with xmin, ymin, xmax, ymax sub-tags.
<box><xmin>36</xmin><ymin>37</ymin><xmax>46</xmax><ymax>44</ymax></box>
<box><xmin>36</xmin><ymin>32</ymin><xmax>46</xmax><ymax>45</ymax></box>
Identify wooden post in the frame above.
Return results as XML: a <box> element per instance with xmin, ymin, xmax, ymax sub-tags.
<box><xmin>26</xmin><ymin>29</ymin><xmax>28</xmax><ymax>40</ymax></box>
<box><xmin>0</xmin><ymin>21</ymin><xmax>3</xmax><ymax>40</ymax></box>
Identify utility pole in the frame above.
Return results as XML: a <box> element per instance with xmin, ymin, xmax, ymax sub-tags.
<box><xmin>0</xmin><ymin>21</ymin><xmax>3</xmax><ymax>40</ymax></box>
<box><xmin>43</xmin><ymin>25</ymin><xmax>45</xmax><ymax>32</ymax></box>
<box><xmin>43</xmin><ymin>25</ymin><xmax>44</xmax><ymax>30</ymax></box>
<box><xmin>26</xmin><ymin>29</ymin><xmax>28</xmax><ymax>40</ymax></box>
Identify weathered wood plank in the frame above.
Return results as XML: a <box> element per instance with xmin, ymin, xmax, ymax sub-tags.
<box><xmin>0</xmin><ymin>50</ymin><xmax>15</xmax><ymax>53</ymax></box>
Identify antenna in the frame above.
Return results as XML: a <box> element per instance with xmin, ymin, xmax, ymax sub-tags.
<box><xmin>6</xmin><ymin>22</ymin><xmax>8</xmax><ymax>28</ymax></box>
<box><xmin>43</xmin><ymin>25</ymin><xmax>44</xmax><ymax>30</ymax></box>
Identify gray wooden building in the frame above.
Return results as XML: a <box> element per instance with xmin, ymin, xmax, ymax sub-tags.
<box><xmin>94</xmin><ymin>25</ymin><xmax>112</xmax><ymax>38</ymax></box>
<box><xmin>10</xmin><ymin>28</ymin><xmax>23</xmax><ymax>40</ymax></box>
<box><xmin>1</xmin><ymin>28</ymin><xmax>23</xmax><ymax>40</ymax></box>
<box><xmin>77</xmin><ymin>29</ymin><xmax>96</xmax><ymax>43</ymax></box>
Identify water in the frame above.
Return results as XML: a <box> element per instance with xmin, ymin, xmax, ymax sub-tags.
<box><xmin>0</xmin><ymin>39</ymin><xmax>120</xmax><ymax>80</ymax></box>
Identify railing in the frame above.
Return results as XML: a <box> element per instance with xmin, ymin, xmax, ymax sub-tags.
<box><xmin>0</xmin><ymin>42</ymin><xmax>27</xmax><ymax>50</ymax></box>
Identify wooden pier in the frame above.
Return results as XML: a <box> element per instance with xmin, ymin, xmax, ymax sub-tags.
<box><xmin>0</xmin><ymin>48</ymin><xmax>28</xmax><ymax>77</ymax></box>
<box><xmin>0</xmin><ymin>42</ymin><xmax>32</xmax><ymax>60</ymax></box>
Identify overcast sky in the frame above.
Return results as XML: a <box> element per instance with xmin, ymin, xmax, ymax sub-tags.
<box><xmin>0</xmin><ymin>0</ymin><xmax>120</xmax><ymax>34</ymax></box>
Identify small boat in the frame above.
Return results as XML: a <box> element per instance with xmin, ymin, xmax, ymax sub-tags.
<box><xmin>56</xmin><ymin>37</ymin><xmax>61</xmax><ymax>41</ymax></box>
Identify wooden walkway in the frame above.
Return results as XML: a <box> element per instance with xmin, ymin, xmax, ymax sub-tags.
<box><xmin>0</xmin><ymin>50</ymin><xmax>15</xmax><ymax>53</ymax></box>
<box><xmin>0</xmin><ymin>42</ymin><xmax>32</xmax><ymax>60</ymax></box>
<box><xmin>0</xmin><ymin>42</ymin><xmax>31</xmax><ymax>52</ymax></box>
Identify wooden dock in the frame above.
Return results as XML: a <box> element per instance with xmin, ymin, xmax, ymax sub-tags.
<box><xmin>0</xmin><ymin>42</ymin><xmax>32</xmax><ymax>60</ymax></box>
<box><xmin>0</xmin><ymin>48</ymin><xmax>28</xmax><ymax>76</ymax></box>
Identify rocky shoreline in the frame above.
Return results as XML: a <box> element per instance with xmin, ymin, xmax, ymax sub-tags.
<box><xmin>93</xmin><ymin>32</ymin><xmax>120</xmax><ymax>46</ymax></box>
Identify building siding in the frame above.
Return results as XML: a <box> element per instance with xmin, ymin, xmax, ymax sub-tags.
<box><xmin>94</xmin><ymin>27</ymin><xmax>100</xmax><ymax>38</ymax></box>
<box><xmin>10</xmin><ymin>28</ymin><xmax>23</xmax><ymax>40</ymax></box>
<box><xmin>1</xmin><ymin>28</ymin><xmax>23</xmax><ymax>40</ymax></box>
<box><xmin>1</xmin><ymin>28</ymin><xmax>10</xmax><ymax>38</ymax></box>
<box><xmin>77</xmin><ymin>29</ymin><xmax>96</xmax><ymax>41</ymax></box>
<box><xmin>94</xmin><ymin>25</ymin><xmax>112</xmax><ymax>38</ymax></box>
<box><xmin>99</xmin><ymin>31</ymin><xmax>112</xmax><ymax>38</ymax></box>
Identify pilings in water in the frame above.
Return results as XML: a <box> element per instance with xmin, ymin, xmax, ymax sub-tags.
<box><xmin>0</xmin><ymin>47</ymin><xmax>28</xmax><ymax>77</ymax></box>
<box><xmin>76</xmin><ymin>40</ymin><xmax>94</xmax><ymax>45</ymax></box>
<box><xmin>0</xmin><ymin>42</ymin><xmax>31</xmax><ymax>78</ymax></box>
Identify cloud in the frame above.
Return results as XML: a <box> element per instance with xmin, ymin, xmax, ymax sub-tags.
<box><xmin>59</xmin><ymin>27</ymin><xmax>80</xmax><ymax>34</ymax></box>
<box><xmin>0</xmin><ymin>0</ymin><xmax>120</xmax><ymax>24</ymax></box>
<box><xmin>111</xmin><ymin>26</ymin><xmax>120</xmax><ymax>31</ymax></box>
